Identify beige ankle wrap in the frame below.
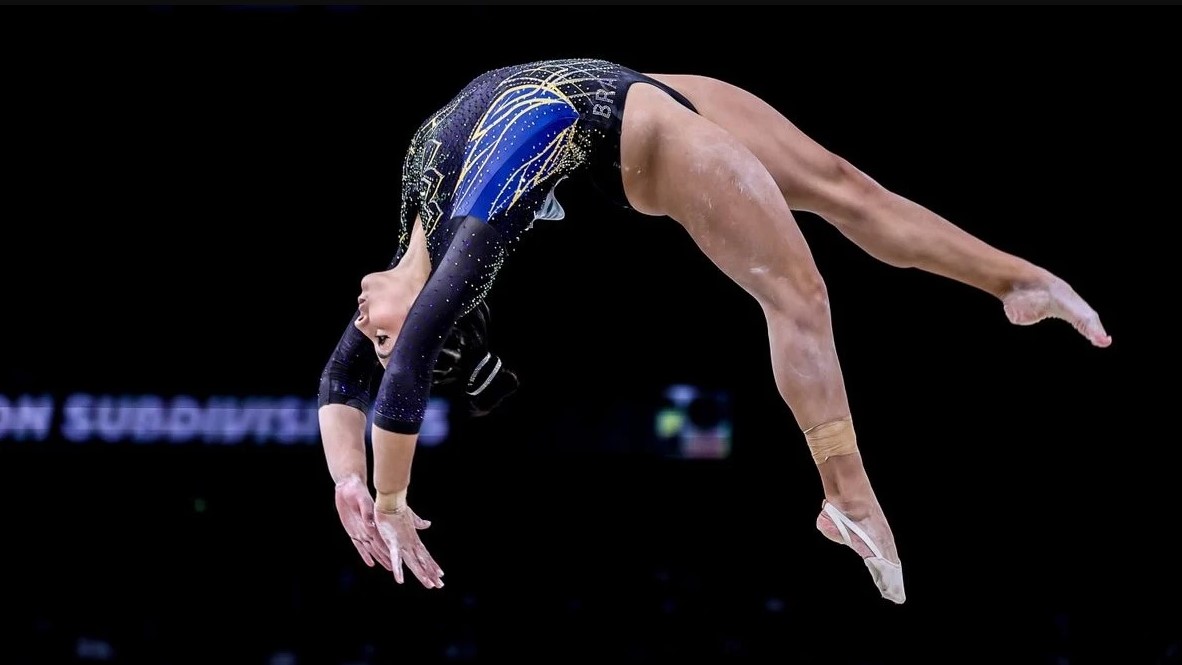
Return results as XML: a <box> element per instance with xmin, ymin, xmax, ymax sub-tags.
<box><xmin>804</xmin><ymin>416</ymin><xmax>858</xmax><ymax>465</ymax></box>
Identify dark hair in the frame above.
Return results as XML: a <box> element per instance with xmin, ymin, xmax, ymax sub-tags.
<box><xmin>432</xmin><ymin>302</ymin><xmax>518</xmax><ymax>417</ymax></box>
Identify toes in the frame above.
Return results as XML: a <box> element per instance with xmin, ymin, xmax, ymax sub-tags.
<box><xmin>1091</xmin><ymin>329</ymin><xmax>1113</xmax><ymax>347</ymax></box>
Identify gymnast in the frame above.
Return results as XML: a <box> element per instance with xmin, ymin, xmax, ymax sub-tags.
<box><xmin>317</xmin><ymin>58</ymin><xmax>1111</xmax><ymax>604</ymax></box>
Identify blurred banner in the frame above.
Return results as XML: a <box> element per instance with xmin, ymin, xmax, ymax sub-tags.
<box><xmin>0</xmin><ymin>393</ymin><xmax>447</xmax><ymax>447</ymax></box>
<box><xmin>1</xmin><ymin>386</ymin><xmax>732</xmax><ymax>458</ymax></box>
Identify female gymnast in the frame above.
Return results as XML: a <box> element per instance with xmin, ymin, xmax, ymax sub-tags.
<box><xmin>317</xmin><ymin>58</ymin><xmax>1111</xmax><ymax>604</ymax></box>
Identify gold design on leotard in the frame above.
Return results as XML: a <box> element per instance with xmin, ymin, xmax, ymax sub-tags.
<box><xmin>418</xmin><ymin>139</ymin><xmax>446</xmax><ymax>237</ymax></box>
<box><xmin>399</xmin><ymin>59</ymin><xmax>622</xmax><ymax>248</ymax></box>
<box><xmin>452</xmin><ymin>84</ymin><xmax>575</xmax><ymax>217</ymax></box>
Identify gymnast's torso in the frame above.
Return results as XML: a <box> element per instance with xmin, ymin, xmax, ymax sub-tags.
<box><xmin>326</xmin><ymin>59</ymin><xmax>698</xmax><ymax>435</ymax></box>
<box><xmin>395</xmin><ymin>58</ymin><xmax>694</xmax><ymax>265</ymax></box>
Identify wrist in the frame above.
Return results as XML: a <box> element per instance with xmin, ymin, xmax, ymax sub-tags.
<box><xmin>334</xmin><ymin>472</ymin><xmax>366</xmax><ymax>488</ymax></box>
<box><xmin>375</xmin><ymin>488</ymin><xmax>408</xmax><ymax>513</ymax></box>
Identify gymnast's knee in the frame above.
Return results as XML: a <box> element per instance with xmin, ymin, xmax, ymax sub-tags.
<box><xmin>763</xmin><ymin>272</ymin><xmax>831</xmax><ymax>328</ymax></box>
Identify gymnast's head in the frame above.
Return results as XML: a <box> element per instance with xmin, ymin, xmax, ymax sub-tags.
<box><xmin>354</xmin><ymin>267</ymin><xmax>417</xmax><ymax>369</ymax></box>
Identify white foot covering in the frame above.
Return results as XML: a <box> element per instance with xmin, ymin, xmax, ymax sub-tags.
<box><xmin>823</xmin><ymin>502</ymin><xmax>906</xmax><ymax>604</ymax></box>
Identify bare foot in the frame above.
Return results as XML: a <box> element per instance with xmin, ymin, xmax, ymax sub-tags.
<box><xmin>1002</xmin><ymin>276</ymin><xmax>1112</xmax><ymax>348</ymax></box>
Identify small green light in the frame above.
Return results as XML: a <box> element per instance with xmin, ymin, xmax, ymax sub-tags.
<box><xmin>656</xmin><ymin>410</ymin><xmax>684</xmax><ymax>438</ymax></box>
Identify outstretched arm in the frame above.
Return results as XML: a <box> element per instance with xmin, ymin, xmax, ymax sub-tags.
<box><xmin>369</xmin><ymin>216</ymin><xmax>507</xmax><ymax>586</ymax></box>
<box><xmin>316</xmin><ymin>312</ymin><xmax>395</xmax><ymax>569</ymax></box>
<box><xmin>317</xmin><ymin>309</ymin><xmax>381</xmax><ymax>478</ymax></box>
<box><xmin>371</xmin><ymin>216</ymin><xmax>507</xmax><ymax>494</ymax></box>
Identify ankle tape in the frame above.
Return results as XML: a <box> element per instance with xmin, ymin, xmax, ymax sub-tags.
<box><xmin>804</xmin><ymin>416</ymin><xmax>857</xmax><ymax>465</ymax></box>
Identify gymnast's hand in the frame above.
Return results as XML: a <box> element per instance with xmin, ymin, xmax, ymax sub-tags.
<box><xmin>374</xmin><ymin>493</ymin><xmax>445</xmax><ymax>588</ymax></box>
<box><xmin>334</xmin><ymin>475</ymin><xmax>393</xmax><ymax>571</ymax></box>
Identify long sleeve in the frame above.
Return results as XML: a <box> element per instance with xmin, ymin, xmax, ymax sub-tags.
<box><xmin>317</xmin><ymin>310</ymin><xmax>381</xmax><ymax>413</ymax></box>
<box><xmin>317</xmin><ymin>243</ymin><xmax>408</xmax><ymax>412</ymax></box>
<box><xmin>371</xmin><ymin>215</ymin><xmax>507</xmax><ymax>434</ymax></box>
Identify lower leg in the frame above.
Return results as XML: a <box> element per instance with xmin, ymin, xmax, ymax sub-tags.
<box><xmin>809</xmin><ymin>428</ymin><xmax>898</xmax><ymax>564</ymax></box>
<box><xmin>832</xmin><ymin>185</ymin><xmax>1111</xmax><ymax>347</ymax></box>
<box><xmin>765</xmin><ymin>304</ymin><xmax>899</xmax><ymax>567</ymax></box>
<box><xmin>786</xmin><ymin>405</ymin><xmax>904</xmax><ymax>604</ymax></box>
<box><xmin>837</xmin><ymin>185</ymin><xmax>1043</xmax><ymax>297</ymax></box>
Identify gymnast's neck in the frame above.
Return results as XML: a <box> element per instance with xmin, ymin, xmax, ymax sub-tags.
<box><xmin>397</xmin><ymin>216</ymin><xmax>432</xmax><ymax>292</ymax></box>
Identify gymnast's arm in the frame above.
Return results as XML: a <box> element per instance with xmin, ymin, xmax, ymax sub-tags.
<box><xmin>317</xmin><ymin>235</ymin><xmax>413</xmax><ymax>485</ymax></box>
<box><xmin>330</xmin><ymin>143</ymin><xmax>425</xmax><ymax>501</ymax></box>
<box><xmin>317</xmin><ymin>312</ymin><xmax>381</xmax><ymax>485</ymax></box>
<box><xmin>371</xmin><ymin>216</ymin><xmax>505</xmax><ymax>512</ymax></box>
<box><xmin>370</xmin><ymin>301</ymin><xmax>449</xmax><ymax>512</ymax></box>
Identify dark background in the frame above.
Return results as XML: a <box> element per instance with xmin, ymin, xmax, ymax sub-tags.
<box><xmin>1</xmin><ymin>7</ymin><xmax>1176</xmax><ymax>665</ymax></box>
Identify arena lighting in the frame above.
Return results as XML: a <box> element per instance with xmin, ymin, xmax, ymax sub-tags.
<box><xmin>655</xmin><ymin>384</ymin><xmax>733</xmax><ymax>460</ymax></box>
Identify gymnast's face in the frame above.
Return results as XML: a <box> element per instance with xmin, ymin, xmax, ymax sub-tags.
<box><xmin>354</xmin><ymin>268</ymin><xmax>411</xmax><ymax>369</ymax></box>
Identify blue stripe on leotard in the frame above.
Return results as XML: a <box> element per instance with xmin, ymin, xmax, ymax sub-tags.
<box><xmin>449</xmin><ymin>84</ymin><xmax>580</xmax><ymax>223</ymax></box>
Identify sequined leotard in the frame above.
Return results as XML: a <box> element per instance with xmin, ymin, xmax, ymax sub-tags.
<box><xmin>318</xmin><ymin>58</ymin><xmax>697</xmax><ymax>434</ymax></box>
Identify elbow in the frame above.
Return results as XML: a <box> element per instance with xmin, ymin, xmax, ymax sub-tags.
<box><xmin>318</xmin><ymin>366</ymin><xmax>372</xmax><ymax>412</ymax></box>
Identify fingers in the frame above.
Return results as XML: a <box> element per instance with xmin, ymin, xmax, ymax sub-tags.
<box><xmin>351</xmin><ymin>538</ymin><xmax>376</xmax><ymax>567</ymax></box>
<box><xmin>376</xmin><ymin>521</ymin><xmax>405</xmax><ymax>584</ymax></box>
<box><xmin>346</xmin><ymin>527</ymin><xmax>391</xmax><ymax>570</ymax></box>
<box><xmin>367</xmin><ymin>529</ymin><xmax>393</xmax><ymax>571</ymax></box>
<box><xmin>375</xmin><ymin>518</ymin><xmax>443</xmax><ymax>588</ymax></box>
<box><xmin>406</xmin><ymin>515</ymin><xmax>444</xmax><ymax>584</ymax></box>
<box><xmin>409</xmin><ymin>508</ymin><xmax>432</xmax><ymax>530</ymax></box>
<box><xmin>358</xmin><ymin>503</ymin><xmax>394</xmax><ymax>570</ymax></box>
<box><xmin>402</xmin><ymin>542</ymin><xmax>445</xmax><ymax>589</ymax></box>
<box><xmin>423</xmin><ymin>548</ymin><xmax>445</xmax><ymax>581</ymax></box>
<box><xmin>338</xmin><ymin>495</ymin><xmax>394</xmax><ymax>571</ymax></box>
<box><xmin>363</xmin><ymin>533</ymin><xmax>393</xmax><ymax>572</ymax></box>
<box><xmin>391</xmin><ymin>548</ymin><xmax>405</xmax><ymax>585</ymax></box>
<box><xmin>339</xmin><ymin>509</ymin><xmax>376</xmax><ymax>568</ymax></box>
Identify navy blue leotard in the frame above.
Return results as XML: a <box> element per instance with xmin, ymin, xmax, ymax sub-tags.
<box><xmin>318</xmin><ymin>58</ymin><xmax>697</xmax><ymax>434</ymax></box>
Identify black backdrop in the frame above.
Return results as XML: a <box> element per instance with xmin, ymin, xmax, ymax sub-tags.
<box><xmin>1</xmin><ymin>7</ymin><xmax>1176</xmax><ymax>665</ymax></box>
